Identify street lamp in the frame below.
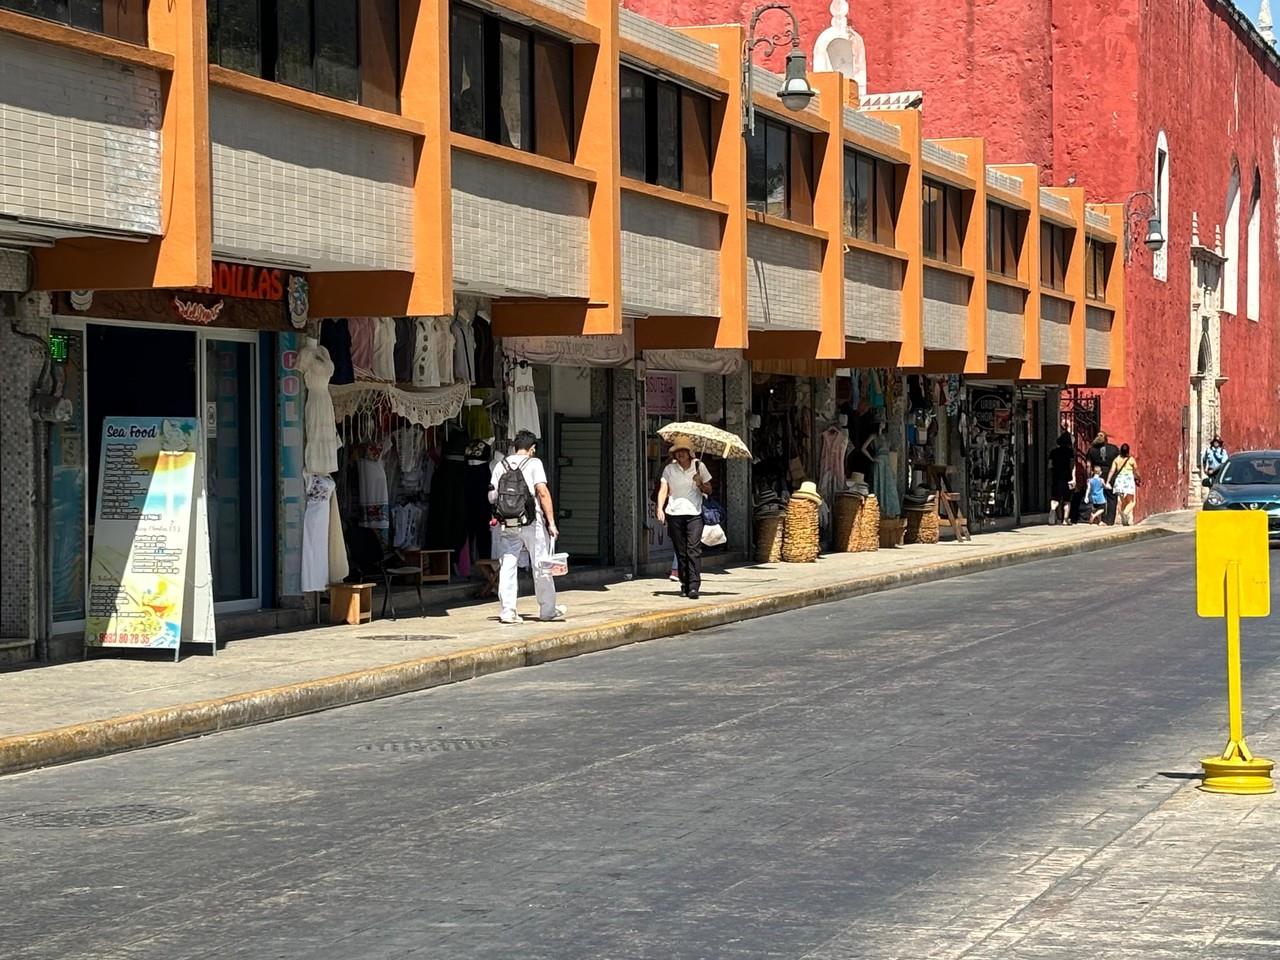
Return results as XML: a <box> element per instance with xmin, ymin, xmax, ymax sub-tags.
<box><xmin>742</xmin><ymin>3</ymin><xmax>816</xmax><ymax>136</ymax></box>
<box><xmin>1123</xmin><ymin>190</ymin><xmax>1165</xmax><ymax>262</ymax></box>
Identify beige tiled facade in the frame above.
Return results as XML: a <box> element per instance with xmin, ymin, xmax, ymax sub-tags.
<box><xmin>746</xmin><ymin>222</ymin><xmax>823</xmax><ymax>332</ymax></box>
<box><xmin>986</xmin><ymin>283</ymin><xmax>1025</xmax><ymax>359</ymax></box>
<box><xmin>923</xmin><ymin>267</ymin><xmax>970</xmax><ymax>351</ymax></box>
<box><xmin>1041</xmin><ymin>296</ymin><xmax>1072</xmax><ymax>366</ymax></box>
<box><xmin>1086</xmin><ymin>305</ymin><xmax>1113</xmax><ymax>368</ymax></box>
<box><xmin>843</xmin><ymin>249</ymin><xmax>902</xmax><ymax>341</ymax></box>
<box><xmin>621</xmin><ymin>194</ymin><xmax>720</xmax><ymax>317</ymax></box>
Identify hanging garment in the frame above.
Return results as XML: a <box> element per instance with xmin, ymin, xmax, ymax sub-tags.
<box><xmin>873</xmin><ymin>449</ymin><xmax>901</xmax><ymax>517</ymax></box>
<box><xmin>425</xmin><ymin>432</ymin><xmax>469</xmax><ymax>555</ymax></box>
<box><xmin>452</xmin><ymin>314</ymin><xmax>478</xmax><ymax>384</ymax></box>
<box><xmin>393</xmin><ymin>427</ymin><xmax>425</xmax><ymax>493</ymax></box>
<box><xmin>298</xmin><ymin>338</ymin><xmax>342</xmax><ymax>475</ymax></box>
<box><xmin>867</xmin><ymin>369</ymin><xmax>885</xmax><ymax>409</ymax></box>
<box><xmin>434</xmin><ymin>316</ymin><xmax>457</xmax><ymax>385</ymax></box>
<box><xmin>319</xmin><ymin>319</ymin><xmax>354</xmax><ymax>385</ymax></box>
<box><xmin>328</xmin><ymin>486</ymin><xmax>349</xmax><ymax>583</ymax></box>
<box><xmin>507</xmin><ymin>364</ymin><xmax>540</xmax><ymax>439</ymax></box>
<box><xmin>393</xmin><ymin>317</ymin><xmax>416</xmax><ymax>384</ymax></box>
<box><xmin>464</xmin><ymin>400</ymin><xmax>494</xmax><ymax>441</ymax></box>
<box><xmin>357</xmin><ymin>446</ymin><xmax>390</xmax><ymax>530</ymax></box>
<box><xmin>349</xmin><ymin>319</ymin><xmax>375</xmax><ymax>379</ymax></box>
<box><xmin>472</xmin><ymin>309</ymin><xmax>496</xmax><ymax>388</ymax></box>
<box><xmin>392</xmin><ymin>501</ymin><xmax>426</xmax><ymax>550</ymax></box>
<box><xmin>302</xmin><ymin>474</ymin><xmax>336</xmax><ymax>593</ymax></box>
<box><xmin>465</xmin><ymin>439</ymin><xmax>493</xmax><ymax>562</ymax></box>
<box><xmin>412</xmin><ymin>316</ymin><xmax>441</xmax><ymax>387</ymax></box>
<box><xmin>818</xmin><ymin>426</ymin><xmax>848</xmax><ymax>505</ymax></box>
<box><xmin>371</xmin><ymin>317</ymin><xmax>397</xmax><ymax>382</ymax></box>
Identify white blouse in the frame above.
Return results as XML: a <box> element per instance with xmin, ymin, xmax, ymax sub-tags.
<box><xmin>662</xmin><ymin>460</ymin><xmax>712</xmax><ymax>516</ymax></box>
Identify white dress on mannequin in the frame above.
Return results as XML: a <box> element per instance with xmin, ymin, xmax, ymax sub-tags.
<box><xmin>298</xmin><ymin>337</ymin><xmax>341</xmax><ymax>475</ymax></box>
<box><xmin>302</xmin><ymin>473</ymin><xmax>336</xmax><ymax>592</ymax></box>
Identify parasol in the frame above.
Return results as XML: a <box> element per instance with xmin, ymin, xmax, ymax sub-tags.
<box><xmin>657</xmin><ymin>421</ymin><xmax>752</xmax><ymax>460</ymax></box>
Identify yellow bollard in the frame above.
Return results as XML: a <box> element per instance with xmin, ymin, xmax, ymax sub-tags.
<box><xmin>1196</xmin><ymin>515</ymin><xmax>1274</xmax><ymax>794</ymax></box>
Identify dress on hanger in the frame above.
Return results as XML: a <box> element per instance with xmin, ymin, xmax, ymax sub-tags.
<box><xmin>508</xmin><ymin>363</ymin><xmax>540</xmax><ymax>439</ymax></box>
<box><xmin>472</xmin><ymin>308</ymin><xmax>496</xmax><ymax>388</ymax></box>
<box><xmin>319</xmin><ymin>319</ymin><xmax>354</xmax><ymax>385</ymax></box>
<box><xmin>349</xmin><ymin>319</ymin><xmax>374</xmax><ymax>379</ymax></box>
<box><xmin>433</xmin><ymin>316</ymin><xmax>456</xmax><ymax>385</ymax></box>
<box><xmin>393</xmin><ymin>317</ymin><xmax>415</xmax><ymax>383</ymax></box>
<box><xmin>297</xmin><ymin>338</ymin><xmax>341</xmax><ymax>475</ymax></box>
<box><xmin>371</xmin><ymin>317</ymin><xmax>397</xmax><ymax>382</ymax></box>
<box><xmin>357</xmin><ymin>444</ymin><xmax>390</xmax><ymax>531</ymax></box>
<box><xmin>302</xmin><ymin>474</ymin><xmax>336</xmax><ymax>593</ymax></box>
<box><xmin>872</xmin><ymin>446</ymin><xmax>901</xmax><ymax>517</ymax></box>
<box><xmin>412</xmin><ymin>317</ymin><xmax>441</xmax><ymax>387</ymax></box>
<box><xmin>452</xmin><ymin>313</ymin><xmax>477</xmax><ymax>384</ymax></box>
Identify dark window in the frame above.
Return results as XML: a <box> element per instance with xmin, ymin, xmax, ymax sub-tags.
<box><xmin>1040</xmin><ymin>222</ymin><xmax>1070</xmax><ymax>291</ymax></box>
<box><xmin>4</xmin><ymin>0</ymin><xmax>142</xmax><ymax>42</ymax></box>
<box><xmin>618</xmin><ymin>66</ymin><xmax>713</xmax><ymax>194</ymax></box>
<box><xmin>747</xmin><ymin>117</ymin><xmax>811</xmax><ymax>222</ymax></box>
<box><xmin>844</xmin><ymin>149</ymin><xmax>897</xmax><ymax>246</ymax></box>
<box><xmin>1085</xmin><ymin>238</ymin><xmax>1109</xmax><ymax>300</ymax></box>
<box><xmin>922</xmin><ymin>177</ymin><xmax>966</xmax><ymax>265</ymax></box>
<box><xmin>986</xmin><ymin>203</ymin><xmax>1022</xmax><ymax>278</ymax></box>
<box><xmin>209</xmin><ymin>0</ymin><xmax>400</xmax><ymax>110</ymax></box>
<box><xmin>449</xmin><ymin>4</ymin><xmax>575</xmax><ymax>160</ymax></box>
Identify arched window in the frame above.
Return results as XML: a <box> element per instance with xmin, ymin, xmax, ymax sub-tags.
<box><xmin>1224</xmin><ymin>161</ymin><xmax>1241</xmax><ymax>314</ymax></box>
<box><xmin>1247</xmin><ymin>168</ymin><xmax>1261</xmax><ymax>321</ymax></box>
<box><xmin>1154</xmin><ymin>131</ymin><xmax>1169</xmax><ymax>281</ymax></box>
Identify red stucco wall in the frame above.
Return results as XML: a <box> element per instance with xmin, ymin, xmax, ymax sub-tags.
<box><xmin>627</xmin><ymin>0</ymin><xmax>1280</xmax><ymax>517</ymax></box>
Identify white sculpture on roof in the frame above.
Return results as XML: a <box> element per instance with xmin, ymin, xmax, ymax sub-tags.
<box><xmin>1261</xmin><ymin>0</ymin><xmax>1276</xmax><ymax>47</ymax></box>
<box><xmin>812</xmin><ymin>0</ymin><xmax>868</xmax><ymax>95</ymax></box>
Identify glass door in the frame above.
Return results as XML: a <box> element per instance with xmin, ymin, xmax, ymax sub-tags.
<box><xmin>201</xmin><ymin>335</ymin><xmax>260</xmax><ymax>608</ymax></box>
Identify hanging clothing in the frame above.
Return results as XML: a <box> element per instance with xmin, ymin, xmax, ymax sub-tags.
<box><xmin>472</xmin><ymin>310</ymin><xmax>496</xmax><ymax>388</ymax></box>
<box><xmin>349</xmin><ymin>319</ymin><xmax>375</xmax><ymax>379</ymax></box>
<box><xmin>357</xmin><ymin>445</ymin><xmax>390</xmax><ymax>530</ymax></box>
<box><xmin>412</xmin><ymin>316</ymin><xmax>442</xmax><ymax>387</ymax></box>
<box><xmin>302</xmin><ymin>474</ymin><xmax>336</xmax><ymax>593</ymax></box>
<box><xmin>464</xmin><ymin>401</ymin><xmax>494</xmax><ymax>441</ymax></box>
<box><xmin>508</xmin><ymin>364</ymin><xmax>540</xmax><ymax>439</ymax></box>
<box><xmin>425</xmin><ymin>431</ymin><xmax>469</xmax><ymax>554</ymax></box>
<box><xmin>452</xmin><ymin>314</ymin><xmax>477</xmax><ymax>384</ymax></box>
<box><xmin>873</xmin><ymin>449</ymin><xmax>900</xmax><ymax>517</ymax></box>
<box><xmin>328</xmin><ymin>487</ymin><xmax>348</xmax><ymax>584</ymax></box>
<box><xmin>433</xmin><ymin>316</ymin><xmax>456</xmax><ymax>385</ymax></box>
<box><xmin>393</xmin><ymin>317</ymin><xmax>416</xmax><ymax>383</ymax></box>
<box><xmin>393</xmin><ymin>427</ymin><xmax>425</xmax><ymax>493</ymax></box>
<box><xmin>371</xmin><ymin>317</ymin><xmax>397</xmax><ymax>382</ymax></box>
<box><xmin>298</xmin><ymin>338</ymin><xmax>341</xmax><ymax>475</ymax></box>
<box><xmin>392</xmin><ymin>501</ymin><xmax>426</xmax><ymax>550</ymax></box>
<box><xmin>319</xmin><ymin>319</ymin><xmax>354</xmax><ymax>385</ymax></box>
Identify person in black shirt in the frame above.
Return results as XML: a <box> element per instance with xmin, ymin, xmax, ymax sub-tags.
<box><xmin>1086</xmin><ymin>432</ymin><xmax>1121</xmax><ymax>524</ymax></box>
<box><xmin>1048</xmin><ymin>432</ymin><xmax>1076</xmax><ymax>524</ymax></box>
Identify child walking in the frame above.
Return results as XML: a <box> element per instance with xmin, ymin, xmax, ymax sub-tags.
<box><xmin>1087</xmin><ymin>465</ymin><xmax>1109</xmax><ymax>524</ymax></box>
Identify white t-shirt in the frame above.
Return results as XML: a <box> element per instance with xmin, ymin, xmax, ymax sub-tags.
<box><xmin>662</xmin><ymin>460</ymin><xmax>712</xmax><ymax>516</ymax></box>
<box><xmin>489</xmin><ymin>453</ymin><xmax>549</xmax><ymax>521</ymax></box>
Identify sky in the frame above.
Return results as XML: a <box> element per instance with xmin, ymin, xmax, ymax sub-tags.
<box><xmin>1239</xmin><ymin>0</ymin><xmax>1264</xmax><ymax>26</ymax></box>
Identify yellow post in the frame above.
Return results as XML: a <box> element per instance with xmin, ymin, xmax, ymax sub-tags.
<box><xmin>1200</xmin><ymin>558</ymin><xmax>1274</xmax><ymax>794</ymax></box>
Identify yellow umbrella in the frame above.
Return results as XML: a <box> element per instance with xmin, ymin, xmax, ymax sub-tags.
<box><xmin>657</xmin><ymin>421</ymin><xmax>752</xmax><ymax>460</ymax></box>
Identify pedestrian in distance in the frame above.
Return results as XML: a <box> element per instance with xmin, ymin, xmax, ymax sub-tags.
<box><xmin>1086</xmin><ymin>465</ymin><xmax>1109</xmax><ymax>524</ymax></box>
<box><xmin>489</xmin><ymin>429</ymin><xmax>565</xmax><ymax>625</ymax></box>
<box><xmin>656</xmin><ymin>435</ymin><xmax>713</xmax><ymax>600</ymax></box>
<box><xmin>1107</xmin><ymin>442</ymin><xmax>1140</xmax><ymax>526</ymax></box>
<box><xmin>1202</xmin><ymin>436</ymin><xmax>1228</xmax><ymax>483</ymax></box>
<box><xmin>1048</xmin><ymin>431</ymin><xmax>1076</xmax><ymax>525</ymax></box>
<box><xmin>1087</xmin><ymin>432</ymin><xmax>1121</xmax><ymax>524</ymax></box>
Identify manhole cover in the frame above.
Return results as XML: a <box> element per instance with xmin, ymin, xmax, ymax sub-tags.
<box><xmin>357</xmin><ymin>738</ymin><xmax>509</xmax><ymax>754</ymax></box>
<box><xmin>0</xmin><ymin>805</ymin><xmax>191</xmax><ymax>829</ymax></box>
<box><xmin>361</xmin><ymin>634</ymin><xmax>453</xmax><ymax>643</ymax></box>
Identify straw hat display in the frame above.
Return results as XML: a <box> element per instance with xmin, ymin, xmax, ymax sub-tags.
<box><xmin>781</xmin><ymin>487</ymin><xmax>821</xmax><ymax>562</ymax></box>
<box><xmin>755</xmin><ymin>513</ymin><xmax>786</xmax><ymax>563</ymax></box>
<box><xmin>834</xmin><ymin>493</ymin><xmax>880</xmax><ymax>553</ymax></box>
<box><xmin>791</xmin><ymin>480</ymin><xmax>823</xmax><ymax>504</ymax></box>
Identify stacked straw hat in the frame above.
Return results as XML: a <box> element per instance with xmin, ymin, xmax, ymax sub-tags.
<box><xmin>791</xmin><ymin>480</ymin><xmax>823</xmax><ymax>504</ymax></box>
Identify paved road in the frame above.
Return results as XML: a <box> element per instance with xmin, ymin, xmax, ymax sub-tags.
<box><xmin>4</xmin><ymin>534</ymin><xmax>1280</xmax><ymax>960</ymax></box>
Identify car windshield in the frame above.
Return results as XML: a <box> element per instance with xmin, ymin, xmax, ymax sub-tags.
<box><xmin>1219</xmin><ymin>455</ymin><xmax>1280</xmax><ymax>485</ymax></box>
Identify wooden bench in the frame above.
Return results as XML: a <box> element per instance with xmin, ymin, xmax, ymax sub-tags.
<box><xmin>329</xmin><ymin>582</ymin><xmax>374</xmax><ymax>625</ymax></box>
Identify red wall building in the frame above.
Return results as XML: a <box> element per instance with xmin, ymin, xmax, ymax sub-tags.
<box><xmin>625</xmin><ymin>0</ymin><xmax>1280</xmax><ymax>516</ymax></box>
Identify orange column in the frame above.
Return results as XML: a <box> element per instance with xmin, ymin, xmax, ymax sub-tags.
<box><xmin>811</xmin><ymin>71</ymin><xmax>847</xmax><ymax>360</ymax></box>
<box><xmin>681</xmin><ymin>24</ymin><xmax>748</xmax><ymax>349</ymax></box>
<box><xmin>1048</xmin><ymin>187</ymin><xmax>1087</xmax><ymax>385</ymax></box>
<box><xmin>935</xmin><ymin>137</ymin><xmax>988</xmax><ymax>374</ymax></box>
<box><xmin>870</xmin><ymin>109</ymin><xmax>923</xmax><ymax>368</ymax></box>
<box><xmin>1097</xmin><ymin>202</ymin><xmax>1126</xmax><ymax>388</ymax></box>
<box><xmin>576</xmin><ymin>0</ymin><xmax>621</xmax><ymax>334</ymax></box>
<box><xmin>991</xmin><ymin>163</ymin><xmax>1041</xmax><ymax>382</ymax></box>
<box><xmin>35</xmin><ymin>0</ymin><xmax>212</xmax><ymax>289</ymax></box>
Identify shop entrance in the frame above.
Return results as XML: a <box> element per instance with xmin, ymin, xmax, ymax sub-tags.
<box><xmin>49</xmin><ymin>321</ymin><xmax>262</xmax><ymax>634</ymax></box>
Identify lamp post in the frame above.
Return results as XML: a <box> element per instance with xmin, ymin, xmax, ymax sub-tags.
<box><xmin>742</xmin><ymin>3</ymin><xmax>817</xmax><ymax>136</ymax></box>
<box><xmin>1123</xmin><ymin>190</ymin><xmax>1166</xmax><ymax>262</ymax></box>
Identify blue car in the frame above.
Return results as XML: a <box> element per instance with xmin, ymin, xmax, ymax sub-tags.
<box><xmin>1201</xmin><ymin>451</ymin><xmax>1280</xmax><ymax>538</ymax></box>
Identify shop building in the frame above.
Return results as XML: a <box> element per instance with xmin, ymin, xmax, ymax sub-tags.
<box><xmin>0</xmin><ymin>0</ymin><xmax>1115</xmax><ymax>662</ymax></box>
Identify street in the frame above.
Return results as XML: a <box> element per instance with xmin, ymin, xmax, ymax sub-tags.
<box><xmin>4</xmin><ymin>533</ymin><xmax>1280</xmax><ymax>960</ymax></box>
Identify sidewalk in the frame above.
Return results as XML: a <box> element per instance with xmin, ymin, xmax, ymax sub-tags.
<box><xmin>0</xmin><ymin>517</ymin><xmax>1189</xmax><ymax>776</ymax></box>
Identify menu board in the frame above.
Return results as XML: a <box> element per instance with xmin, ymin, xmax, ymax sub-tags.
<box><xmin>85</xmin><ymin>417</ymin><xmax>216</xmax><ymax>657</ymax></box>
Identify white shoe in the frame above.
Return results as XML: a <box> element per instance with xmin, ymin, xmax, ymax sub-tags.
<box><xmin>499</xmin><ymin>612</ymin><xmax>523</xmax><ymax>625</ymax></box>
<box><xmin>539</xmin><ymin>606</ymin><xmax>567</xmax><ymax>622</ymax></box>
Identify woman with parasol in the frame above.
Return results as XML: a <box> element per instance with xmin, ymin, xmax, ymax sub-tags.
<box><xmin>656</xmin><ymin>434</ymin><xmax>713</xmax><ymax>599</ymax></box>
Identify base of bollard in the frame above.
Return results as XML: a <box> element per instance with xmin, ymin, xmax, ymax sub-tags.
<box><xmin>1200</xmin><ymin>750</ymin><xmax>1275</xmax><ymax>795</ymax></box>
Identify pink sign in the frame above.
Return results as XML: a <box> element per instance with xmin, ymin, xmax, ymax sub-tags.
<box><xmin>646</xmin><ymin>374</ymin><xmax>677</xmax><ymax>417</ymax></box>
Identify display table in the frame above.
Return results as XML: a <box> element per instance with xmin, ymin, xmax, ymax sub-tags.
<box><xmin>398</xmin><ymin>548</ymin><xmax>452</xmax><ymax>585</ymax></box>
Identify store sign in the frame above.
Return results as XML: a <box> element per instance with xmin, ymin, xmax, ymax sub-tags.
<box><xmin>85</xmin><ymin>417</ymin><xmax>215</xmax><ymax>656</ymax></box>
<box><xmin>205</xmin><ymin>262</ymin><xmax>288</xmax><ymax>301</ymax></box>
<box><xmin>646</xmin><ymin>373</ymin><xmax>678</xmax><ymax>416</ymax></box>
<box><xmin>276</xmin><ymin>334</ymin><xmax>305</xmax><ymax>597</ymax></box>
<box><xmin>172</xmin><ymin>297</ymin><xmax>224</xmax><ymax>325</ymax></box>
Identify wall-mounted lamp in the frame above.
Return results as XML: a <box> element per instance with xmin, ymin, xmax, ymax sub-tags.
<box><xmin>1123</xmin><ymin>190</ymin><xmax>1165</xmax><ymax>262</ymax></box>
<box><xmin>742</xmin><ymin>3</ymin><xmax>816</xmax><ymax>136</ymax></box>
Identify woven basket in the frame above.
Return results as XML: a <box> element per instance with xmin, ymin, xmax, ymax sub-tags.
<box><xmin>755</xmin><ymin>513</ymin><xmax>786</xmax><ymax>563</ymax></box>
<box><xmin>904</xmin><ymin>506</ymin><xmax>940</xmax><ymax>545</ymax></box>
<box><xmin>781</xmin><ymin>497</ymin><xmax>821</xmax><ymax>563</ymax></box>
<box><xmin>852</xmin><ymin>494</ymin><xmax>880</xmax><ymax>553</ymax></box>
<box><xmin>879</xmin><ymin>517</ymin><xmax>905</xmax><ymax>549</ymax></box>
<box><xmin>832</xmin><ymin>494</ymin><xmax>864</xmax><ymax>553</ymax></box>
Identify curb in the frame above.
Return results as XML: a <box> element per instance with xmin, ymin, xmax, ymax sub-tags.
<box><xmin>0</xmin><ymin>525</ymin><xmax>1174</xmax><ymax>777</ymax></box>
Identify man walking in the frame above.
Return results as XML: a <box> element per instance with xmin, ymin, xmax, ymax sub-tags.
<box><xmin>490</xmin><ymin>430</ymin><xmax>564</xmax><ymax>624</ymax></box>
<box><xmin>1086</xmin><ymin>432</ymin><xmax>1121</xmax><ymax>525</ymax></box>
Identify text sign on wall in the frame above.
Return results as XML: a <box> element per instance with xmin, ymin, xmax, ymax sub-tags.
<box><xmin>646</xmin><ymin>373</ymin><xmax>678</xmax><ymax>417</ymax></box>
<box><xmin>202</xmin><ymin>262</ymin><xmax>287</xmax><ymax>301</ymax></box>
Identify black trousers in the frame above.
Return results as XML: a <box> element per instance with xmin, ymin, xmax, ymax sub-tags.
<box><xmin>1103</xmin><ymin>490</ymin><xmax>1118</xmax><ymax>525</ymax></box>
<box><xmin>666</xmin><ymin>514</ymin><xmax>704</xmax><ymax>593</ymax></box>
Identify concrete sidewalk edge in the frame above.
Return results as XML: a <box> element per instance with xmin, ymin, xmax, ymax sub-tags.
<box><xmin>0</xmin><ymin>525</ymin><xmax>1173</xmax><ymax>777</ymax></box>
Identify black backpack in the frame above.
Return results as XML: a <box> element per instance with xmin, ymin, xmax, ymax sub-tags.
<box><xmin>493</xmin><ymin>458</ymin><xmax>536</xmax><ymax>526</ymax></box>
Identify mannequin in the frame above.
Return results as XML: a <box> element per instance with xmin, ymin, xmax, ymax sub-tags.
<box><xmin>297</xmin><ymin>336</ymin><xmax>341</xmax><ymax>475</ymax></box>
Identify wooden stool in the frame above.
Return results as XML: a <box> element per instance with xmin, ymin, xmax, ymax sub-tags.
<box><xmin>329</xmin><ymin>583</ymin><xmax>374</xmax><ymax>625</ymax></box>
<box><xmin>399</xmin><ymin>548</ymin><xmax>452</xmax><ymax>584</ymax></box>
<box><xmin>474</xmin><ymin>558</ymin><xmax>501</xmax><ymax>598</ymax></box>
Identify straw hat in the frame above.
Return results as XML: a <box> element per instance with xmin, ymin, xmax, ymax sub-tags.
<box><xmin>792</xmin><ymin>480</ymin><xmax>823</xmax><ymax>503</ymax></box>
<box><xmin>669</xmin><ymin>434</ymin><xmax>695</xmax><ymax>455</ymax></box>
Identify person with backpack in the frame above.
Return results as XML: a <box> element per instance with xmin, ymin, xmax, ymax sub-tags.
<box><xmin>488</xmin><ymin>430</ymin><xmax>563</xmax><ymax>624</ymax></box>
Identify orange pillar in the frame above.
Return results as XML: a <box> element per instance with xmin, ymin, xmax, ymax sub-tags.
<box><xmin>576</xmin><ymin>0</ymin><xmax>621</xmax><ymax>334</ymax></box>
<box><xmin>1096</xmin><ymin>202</ymin><xmax>1127</xmax><ymax>388</ymax></box>
<box><xmin>870</xmin><ymin>108</ymin><xmax>924</xmax><ymax>368</ymax></box>
<box><xmin>1048</xmin><ymin>186</ymin><xmax>1087</xmax><ymax>385</ymax></box>
<box><xmin>990</xmin><ymin>163</ymin><xmax>1041</xmax><ymax>382</ymax></box>
<box><xmin>811</xmin><ymin>71</ymin><xmax>847</xmax><ymax>360</ymax></box>
<box><xmin>935</xmin><ymin>137</ymin><xmax>988</xmax><ymax>374</ymax></box>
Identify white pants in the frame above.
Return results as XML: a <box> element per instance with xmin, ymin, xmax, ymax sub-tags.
<box><xmin>498</xmin><ymin>521</ymin><xmax>557</xmax><ymax>620</ymax></box>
